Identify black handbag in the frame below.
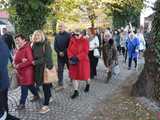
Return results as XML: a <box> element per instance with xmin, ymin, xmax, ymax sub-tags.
<box><xmin>70</xmin><ymin>56</ymin><xmax>79</xmax><ymax>65</ymax></box>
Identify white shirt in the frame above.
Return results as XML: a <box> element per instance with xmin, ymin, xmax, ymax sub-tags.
<box><xmin>0</xmin><ymin>111</ymin><xmax>7</xmax><ymax>120</ymax></box>
<box><xmin>136</xmin><ymin>33</ymin><xmax>146</xmax><ymax>50</ymax></box>
<box><xmin>89</xmin><ymin>36</ymin><xmax>99</xmax><ymax>51</ymax></box>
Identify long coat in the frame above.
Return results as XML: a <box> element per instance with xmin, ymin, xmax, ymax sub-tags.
<box><xmin>102</xmin><ymin>42</ymin><xmax>117</xmax><ymax>67</ymax></box>
<box><xmin>0</xmin><ymin>38</ymin><xmax>10</xmax><ymax>90</ymax></box>
<box><xmin>32</xmin><ymin>41</ymin><xmax>53</xmax><ymax>85</ymax></box>
<box><xmin>67</xmin><ymin>36</ymin><xmax>90</xmax><ymax>80</ymax></box>
<box><xmin>14</xmin><ymin>42</ymin><xmax>34</xmax><ymax>86</ymax></box>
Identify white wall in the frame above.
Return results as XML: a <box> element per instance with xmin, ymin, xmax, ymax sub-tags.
<box><xmin>140</xmin><ymin>0</ymin><xmax>156</xmax><ymax>26</ymax></box>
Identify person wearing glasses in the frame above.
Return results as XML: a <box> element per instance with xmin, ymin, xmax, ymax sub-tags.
<box><xmin>67</xmin><ymin>29</ymin><xmax>90</xmax><ymax>99</ymax></box>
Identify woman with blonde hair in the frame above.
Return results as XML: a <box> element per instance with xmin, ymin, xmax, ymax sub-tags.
<box><xmin>102</xmin><ymin>29</ymin><xmax>112</xmax><ymax>68</ymax></box>
<box><xmin>31</xmin><ymin>30</ymin><xmax>53</xmax><ymax>114</ymax></box>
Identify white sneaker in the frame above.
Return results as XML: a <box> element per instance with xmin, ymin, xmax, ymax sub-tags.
<box><xmin>49</xmin><ymin>97</ymin><xmax>54</xmax><ymax>103</ymax></box>
<box><xmin>55</xmin><ymin>86</ymin><xmax>64</xmax><ymax>92</ymax></box>
<box><xmin>38</xmin><ymin>106</ymin><xmax>50</xmax><ymax>114</ymax></box>
<box><xmin>0</xmin><ymin>111</ymin><xmax>7</xmax><ymax>120</ymax></box>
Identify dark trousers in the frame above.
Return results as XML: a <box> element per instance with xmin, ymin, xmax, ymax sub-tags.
<box><xmin>9</xmin><ymin>55</ymin><xmax>13</xmax><ymax>63</ymax></box>
<box><xmin>89</xmin><ymin>51</ymin><xmax>99</xmax><ymax>79</ymax></box>
<box><xmin>43</xmin><ymin>84</ymin><xmax>52</xmax><ymax>106</ymax></box>
<box><xmin>125</xmin><ymin>49</ymin><xmax>128</xmax><ymax>63</ymax></box>
<box><xmin>121</xmin><ymin>47</ymin><xmax>125</xmax><ymax>56</ymax></box>
<box><xmin>117</xmin><ymin>45</ymin><xmax>121</xmax><ymax>54</ymax></box>
<box><xmin>0</xmin><ymin>89</ymin><xmax>20</xmax><ymax>120</ymax></box>
<box><xmin>20</xmin><ymin>85</ymin><xmax>39</xmax><ymax>105</ymax></box>
<box><xmin>0</xmin><ymin>89</ymin><xmax>8</xmax><ymax>113</ymax></box>
<box><xmin>57</xmin><ymin>57</ymin><xmax>68</xmax><ymax>86</ymax></box>
<box><xmin>9</xmin><ymin>50</ymin><xmax>14</xmax><ymax>63</ymax></box>
<box><xmin>128</xmin><ymin>56</ymin><xmax>137</xmax><ymax>68</ymax></box>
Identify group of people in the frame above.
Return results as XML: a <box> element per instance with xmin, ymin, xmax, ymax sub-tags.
<box><xmin>0</xmin><ymin>23</ymin><xmax>146</xmax><ymax>119</ymax></box>
<box><xmin>0</xmin><ymin>29</ymin><xmax>54</xmax><ymax>119</ymax></box>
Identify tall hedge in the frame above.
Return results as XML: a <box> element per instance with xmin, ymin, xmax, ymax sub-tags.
<box><xmin>9</xmin><ymin>0</ymin><xmax>53</xmax><ymax>37</ymax></box>
<box><xmin>112</xmin><ymin>6</ymin><xmax>140</xmax><ymax>28</ymax></box>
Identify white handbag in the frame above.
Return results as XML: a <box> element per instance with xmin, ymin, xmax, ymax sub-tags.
<box><xmin>93</xmin><ymin>49</ymin><xmax>100</xmax><ymax>58</ymax></box>
<box><xmin>113</xmin><ymin>64</ymin><xmax>120</xmax><ymax>75</ymax></box>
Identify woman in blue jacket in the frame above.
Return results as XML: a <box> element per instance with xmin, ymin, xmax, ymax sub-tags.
<box><xmin>127</xmin><ymin>32</ymin><xmax>140</xmax><ymax>70</ymax></box>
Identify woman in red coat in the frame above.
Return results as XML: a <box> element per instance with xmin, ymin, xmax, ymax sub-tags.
<box><xmin>14</xmin><ymin>34</ymin><xmax>39</xmax><ymax>110</ymax></box>
<box><xmin>67</xmin><ymin>29</ymin><xmax>90</xmax><ymax>99</ymax></box>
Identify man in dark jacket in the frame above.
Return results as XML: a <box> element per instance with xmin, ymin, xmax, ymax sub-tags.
<box><xmin>2</xmin><ymin>28</ymin><xmax>16</xmax><ymax>63</ymax></box>
<box><xmin>0</xmin><ymin>37</ymin><xmax>19</xmax><ymax>120</ymax></box>
<box><xmin>54</xmin><ymin>23</ymin><xmax>70</xmax><ymax>90</ymax></box>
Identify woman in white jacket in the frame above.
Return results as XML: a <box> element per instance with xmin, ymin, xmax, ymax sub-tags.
<box><xmin>136</xmin><ymin>29</ymin><xmax>146</xmax><ymax>52</ymax></box>
<box><xmin>88</xmin><ymin>28</ymin><xmax>100</xmax><ymax>79</ymax></box>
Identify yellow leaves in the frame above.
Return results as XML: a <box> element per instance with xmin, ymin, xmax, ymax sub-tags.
<box><xmin>50</xmin><ymin>0</ymin><xmax>143</xmax><ymax>24</ymax></box>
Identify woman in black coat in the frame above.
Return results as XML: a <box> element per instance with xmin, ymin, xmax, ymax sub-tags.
<box><xmin>31</xmin><ymin>30</ymin><xmax>53</xmax><ymax>114</ymax></box>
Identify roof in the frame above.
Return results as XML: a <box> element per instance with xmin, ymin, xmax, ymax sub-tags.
<box><xmin>0</xmin><ymin>11</ymin><xmax>9</xmax><ymax>19</ymax></box>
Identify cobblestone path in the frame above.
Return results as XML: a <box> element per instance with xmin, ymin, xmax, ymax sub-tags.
<box><xmin>8</xmin><ymin>56</ymin><xmax>144</xmax><ymax>120</ymax></box>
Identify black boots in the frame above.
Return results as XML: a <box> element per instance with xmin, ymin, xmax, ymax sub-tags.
<box><xmin>71</xmin><ymin>84</ymin><xmax>90</xmax><ymax>99</ymax></box>
<box><xmin>84</xmin><ymin>84</ymin><xmax>90</xmax><ymax>92</ymax></box>
<box><xmin>7</xmin><ymin>114</ymin><xmax>20</xmax><ymax>120</ymax></box>
<box><xmin>71</xmin><ymin>90</ymin><xmax>79</xmax><ymax>99</ymax></box>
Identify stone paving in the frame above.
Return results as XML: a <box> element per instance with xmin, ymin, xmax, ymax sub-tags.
<box><xmin>8</xmin><ymin>56</ymin><xmax>144</xmax><ymax>120</ymax></box>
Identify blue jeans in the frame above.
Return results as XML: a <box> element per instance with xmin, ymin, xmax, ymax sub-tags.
<box><xmin>20</xmin><ymin>85</ymin><xmax>38</xmax><ymax>105</ymax></box>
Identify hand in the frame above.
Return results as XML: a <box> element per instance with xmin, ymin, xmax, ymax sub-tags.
<box><xmin>12</xmin><ymin>49</ymin><xmax>16</xmax><ymax>54</ymax></box>
<box><xmin>115</xmin><ymin>60</ymin><xmax>118</xmax><ymax>65</ymax></box>
<box><xmin>59</xmin><ymin>52</ymin><xmax>64</xmax><ymax>57</ymax></box>
<box><xmin>94</xmin><ymin>43</ymin><xmax>98</xmax><ymax>48</ymax></box>
<box><xmin>135</xmin><ymin>49</ymin><xmax>139</xmax><ymax>52</ymax></box>
<box><xmin>15</xmin><ymin>64</ymin><xmax>19</xmax><ymax>69</ymax></box>
<box><xmin>22</xmin><ymin>58</ymin><xmax>27</xmax><ymax>63</ymax></box>
<box><xmin>32</xmin><ymin>61</ymin><xmax>35</xmax><ymax>65</ymax></box>
<box><xmin>12</xmin><ymin>63</ymin><xmax>16</xmax><ymax>68</ymax></box>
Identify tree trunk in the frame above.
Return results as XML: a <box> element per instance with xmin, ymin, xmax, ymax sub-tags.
<box><xmin>131</xmin><ymin>1</ymin><xmax>160</xmax><ymax>101</ymax></box>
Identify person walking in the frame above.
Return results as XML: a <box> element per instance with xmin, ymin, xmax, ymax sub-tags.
<box><xmin>102</xmin><ymin>30</ymin><xmax>112</xmax><ymax>67</ymax></box>
<box><xmin>67</xmin><ymin>29</ymin><xmax>90</xmax><ymax>99</ymax></box>
<box><xmin>127</xmin><ymin>32</ymin><xmax>140</xmax><ymax>70</ymax></box>
<box><xmin>120</xmin><ymin>30</ymin><xmax>127</xmax><ymax>57</ymax></box>
<box><xmin>88</xmin><ymin>28</ymin><xmax>100</xmax><ymax>79</ymax></box>
<box><xmin>14</xmin><ymin>34</ymin><xmax>39</xmax><ymax>110</ymax></box>
<box><xmin>136</xmin><ymin>29</ymin><xmax>146</xmax><ymax>54</ymax></box>
<box><xmin>2</xmin><ymin>28</ymin><xmax>16</xmax><ymax>63</ymax></box>
<box><xmin>103</xmin><ymin>38</ymin><xmax>118</xmax><ymax>82</ymax></box>
<box><xmin>113</xmin><ymin>30</ymin><xmax>121</xmax><ymax>54</ymax></box>
<box><xmin>54</xmin><ymin>23</ymin><xmax>70</xmax><ymax>90</ymax></box>
<box><xmin>31</xmin><ymin>30</ymin><xmax>53</xmax><ymax>114</ymax></box>
<box><xmin>0</xmin><ymin>37</ymin><xmax>20</xmax><ymax>120</ymax></box>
